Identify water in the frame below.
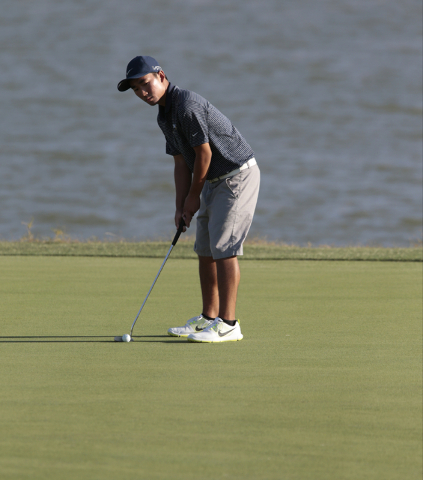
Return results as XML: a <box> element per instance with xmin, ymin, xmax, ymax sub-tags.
<box><xmin>1</xmin><ymin>0</ymin><xmax>421</xmax><ymax>245</ymax></box>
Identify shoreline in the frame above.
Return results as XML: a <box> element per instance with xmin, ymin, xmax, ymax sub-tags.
<box><xmin>0</xmin><ymin>240</ymin><xmax>421</xmax><ymax>261</ymax></box>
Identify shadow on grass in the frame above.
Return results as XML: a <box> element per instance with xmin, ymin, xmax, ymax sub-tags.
<box><xmin>0</xmin><ymin>335</ymin><xmax>185</xmax><ymax>344</ymax></box>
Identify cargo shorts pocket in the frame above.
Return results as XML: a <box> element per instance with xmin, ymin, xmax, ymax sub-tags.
<box><xmin>225</xmin><ymin>174</ymin><xmax>242</xmax><ymax>199</ymax></box>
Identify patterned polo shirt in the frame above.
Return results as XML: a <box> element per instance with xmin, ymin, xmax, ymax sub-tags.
<box><xmin>157</xmin><ymin>83</ymin><xmax>254</xmax><ymax>180</ymax></box>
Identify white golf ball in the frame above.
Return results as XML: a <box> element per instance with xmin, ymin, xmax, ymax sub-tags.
<box><xmin>122</xmin><ymin>334</ymin><xmax>131</xmax><ymax>342</ymax></box>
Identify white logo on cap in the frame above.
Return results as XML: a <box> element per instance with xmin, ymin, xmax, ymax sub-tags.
<box><xmin>152</xmin><ymin>66</ymin><xmax>161</xmax><ymax>71</ymax></box>
<box><xmin>126</xmin><ymin>68</ymin><xmax>134</xmax><ymax>76</ymax></box>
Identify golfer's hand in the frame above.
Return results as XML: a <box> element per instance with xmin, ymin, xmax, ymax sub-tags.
<box><xmin>174</xmin><ymin>210</ymin><xmax>187</xmax><ymax>232</ymax></box>
<box><xmin>182</xmin><ymin>194</ymin><xmax>200</xmax><ymax>228</ymax></box>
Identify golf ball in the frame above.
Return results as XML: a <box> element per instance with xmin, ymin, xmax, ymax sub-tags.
<box><xmin>122</xmin><ymin>334</ymin><xmax>131</xmax><ymax>342</ymax></box>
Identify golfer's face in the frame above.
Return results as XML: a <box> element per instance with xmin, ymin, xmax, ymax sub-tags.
<box><xmin>130</xmin><ymin>73</ymin><xmax>165</xmax><ymax>106</ymax></box>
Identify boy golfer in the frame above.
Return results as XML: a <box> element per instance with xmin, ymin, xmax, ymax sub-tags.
<box><xmin>118</xmin><ymin>56</ymin><xmax>260</xmax><ymax>342</ymax></box>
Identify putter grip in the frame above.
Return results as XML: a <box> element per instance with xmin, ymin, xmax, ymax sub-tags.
<box><xmin>172</xmin><ymin>218</ymin><xmax>186</xmax><ymax>246</ymax></box>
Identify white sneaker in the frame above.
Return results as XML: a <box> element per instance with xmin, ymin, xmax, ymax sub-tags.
<box><xmin>187</xmin><ymin>318</ymin><xmax>243</xmax><ymax>343</ymax></box>
<box><xmin>167</xmin><ymin>315</ymin><xmax>214</xmax><ymax>338</ymax></box>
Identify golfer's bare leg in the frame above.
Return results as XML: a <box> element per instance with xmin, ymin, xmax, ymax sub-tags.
<box><xmin>199</xmin><ymin>255</ymin><xmax>240</xmax><ymax>320</ymax></box>
<box><xmin>216</xmin><ymin>256</ymin><xmax>240</xmax><ymax>320</ymax></box>
<box><xmin>199</xmin><ymin>255</ymin><xmax>219</xmax><ymax>318</ymax></box>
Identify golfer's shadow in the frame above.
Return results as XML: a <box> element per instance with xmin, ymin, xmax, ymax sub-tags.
<box><xmin>0</xmin><ymin>335</ymin><xmax>186</xmax><ymax>344</ymax></box>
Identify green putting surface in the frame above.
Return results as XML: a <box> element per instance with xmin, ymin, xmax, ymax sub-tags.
<box><xmin>0</xmin><ymin>257</ymin><xmax>421</xmax><ymax>479</ymax></box>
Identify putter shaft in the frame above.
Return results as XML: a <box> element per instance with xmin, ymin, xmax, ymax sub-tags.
<box><xmin>130</xmin><ymin>244</ymin><xmax>174</xmax><ymax>337</ymax></box>
<box><xmin>130</xmin><ymin>219</ymin><xmax>185</xmax><ymax>337</ymax></box>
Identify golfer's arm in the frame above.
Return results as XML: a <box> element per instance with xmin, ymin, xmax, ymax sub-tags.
<box><xmin>174</xmin><ymin>154</ymin><xmax>192</xmax><ymax>211</ymax></box>
<box><xmin>189</xmin><ymin>143</ymin><xmax>212</xmax><ymax>197</ymax></box>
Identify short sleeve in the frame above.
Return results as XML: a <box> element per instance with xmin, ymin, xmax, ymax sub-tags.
<box><xmin>162</xmin><ymin>131</ymin><xmax>180</xmax><ymax>156</ymax></box>
<box><xmin>166</xmin><ymin>140</ymin><xmax>180</xmax><ymax>156</ymax></box>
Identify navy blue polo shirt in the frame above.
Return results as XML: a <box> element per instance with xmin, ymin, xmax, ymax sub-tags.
<box><xmin>157</xmin><ymin>83</ymin><xmax>254</xmax><ymax>180</ymax></box>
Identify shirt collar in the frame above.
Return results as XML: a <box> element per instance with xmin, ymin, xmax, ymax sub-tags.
<box><xmin>158</xmin><ymin>82</ymin><xmax>175</xmax><ymax>120</ymax></box>
<box><xmin>165</xmin><ymin>82</ymin><xmax>175</xmax><ymax>114</ymax></box>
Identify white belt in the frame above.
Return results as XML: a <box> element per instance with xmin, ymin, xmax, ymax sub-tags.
<box><xmin>208</xmin><ymin>158</ymin><xmax>257</xmax><ymax>184</ymax></box>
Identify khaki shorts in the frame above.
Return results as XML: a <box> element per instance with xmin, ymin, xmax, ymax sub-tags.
<box><xmin>194</xmin><ymin>164</ymin><xmax>260</xmax><ymax>260</ymax></box>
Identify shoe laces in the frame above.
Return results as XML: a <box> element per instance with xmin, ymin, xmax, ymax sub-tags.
<box><xmin>207</xmin><ymin>318</ymin><xmax>222</xmax><ymax>332</ymax></box>
<box><xmin>188</xmin><ymin>315</ymin><xmax>203</xmax><ymax>326</ymax></box>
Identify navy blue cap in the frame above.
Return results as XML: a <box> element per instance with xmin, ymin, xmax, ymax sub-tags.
<box><xmin>117</xmin><ymin>56</ymin><xmax>162</xmax><ymax>92</ymax></box>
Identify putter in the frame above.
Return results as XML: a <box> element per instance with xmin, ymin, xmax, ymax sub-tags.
<box><xmin>114</xmin><ymin>218</ymin><xmax>186</xmax><ymax>342</ymax></box>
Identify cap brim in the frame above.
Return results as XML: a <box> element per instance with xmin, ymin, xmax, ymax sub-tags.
<box><xmin>117</xmin><ymin>79</ymin><xmax>131</xmax><ymax>92</ymax></box>
<box><xmin>117</xmin><ymin>71</ymin><xmax>152</xmax><ymax>92</ymax></box>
